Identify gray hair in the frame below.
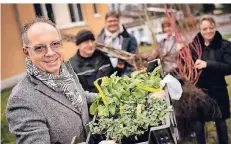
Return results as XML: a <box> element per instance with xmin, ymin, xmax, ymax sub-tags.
<box><xmin>21</xmin><ymin>17</ymin><xmax>60</xmax><ymax>47</ymax></box>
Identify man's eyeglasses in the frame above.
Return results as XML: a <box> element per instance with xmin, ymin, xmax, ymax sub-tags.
<box><xmin>106</xmin><ymin>19</ymin><xmax>119</xmax><ymax>24</ymax></box>
<box><xmin>24</xmin><ymin>40</ymin><xmax>63</xmax><ymax>54</ymax></box>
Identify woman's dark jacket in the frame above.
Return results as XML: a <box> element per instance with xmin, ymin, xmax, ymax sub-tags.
<box><xmin>191</xmin><ymin>31</ymin><xmax>231</xmax><ymax>120</ymax></box>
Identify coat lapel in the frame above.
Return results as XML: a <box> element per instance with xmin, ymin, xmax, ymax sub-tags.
<box><xmin>122</xmin><ymin>37</ymin><xmax>129</xmax><ymax>51</ymax></box>
<box><xmin>29</xmin><ymin>75</ymin><xmax>81</xmax><ymax>115</ymax></box>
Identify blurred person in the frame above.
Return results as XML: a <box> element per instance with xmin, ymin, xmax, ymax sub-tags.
<box><xmin>70</xmin><ymin>30</ymin><xmax>113</xmax><ymax>93</ymax></box>
<box><xmin>159</xmin><ymin>18</ymin><xmax>178</xmax><ymax>54</ymax></box>
<box><xmin>191</xmin><ymin>15</ymin><xmax>231</xmax><ymax>144</ymax></box>
<box><xmin>97</xmin><ymin>11</ymin><xmax>138</xmax><ymax>76</ymax></box>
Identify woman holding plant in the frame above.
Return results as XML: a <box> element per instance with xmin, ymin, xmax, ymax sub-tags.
<box><xmin>191</xmin><ymin>15</ymin><xmax>231</xmax><ymax>144</ymax></box>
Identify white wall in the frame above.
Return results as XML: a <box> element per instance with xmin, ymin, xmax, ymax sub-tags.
<box><xmin>127</xmin><ymin>25</ymin><xmax>152</xmax><ymax>45</ymax></box>
<box><xmin>126</xmin><ymin>17</ymin><xmax>164</xmax><ymax>45</ymax></box>
<box><xmin>120</xmin><ymin>17</ymin><xmax>134</xmax><ymax>24</ymax></box>
<box><xmin>214</xmin><ymin>13</ymin><xmax>231</xmax><ymax>24</ymax></box>
<box><xmin>52</xmin><ymin>4</ymin><xmax>86</xmax><ymax>29</ymax></box>
<box><xmin>52</xmin><ymin>4</ymin><xmax>71</xmax><ymax>26</ymax></box>
<box><xmin>196</xmin><ymin>13</ymin><xmax>231</xmax><ymax>24</ymax></box>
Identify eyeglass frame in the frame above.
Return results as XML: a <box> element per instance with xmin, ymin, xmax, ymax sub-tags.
<box><xmin>23</xmin><ymin>40</ymin><xmax>63</xmax><ymax>54</ymax></box>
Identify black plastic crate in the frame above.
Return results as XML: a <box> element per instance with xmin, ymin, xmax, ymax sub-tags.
<box><xmin>86</xmin><ymin>129</ymin><xmax>150</xmax><ymax>144</ymax></box>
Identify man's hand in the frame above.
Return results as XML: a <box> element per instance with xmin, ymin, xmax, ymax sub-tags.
<box><xmin>195</xmin><ymin>59</ymin><xmax>207</xmax><ymax>69</ymax></box>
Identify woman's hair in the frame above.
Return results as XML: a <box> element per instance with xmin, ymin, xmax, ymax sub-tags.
<box><xmin>199</xmin><ymin>15</ymin><xmax>216</xmax><ymax>28</ymax></box>
<box><xmin>105</xmin><ymin>11</ymin><xmax>119</xmax><ymax>20</ymax></box>
<box><xmin>161</xmin><ymin>18</ymin><xmax>171</xmax><ymax>31</ymax></box>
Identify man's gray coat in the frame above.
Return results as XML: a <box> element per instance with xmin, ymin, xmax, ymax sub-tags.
<box><xmin>6</xmin><ymin>61</ymin><xmax>96</xmax><ymax>144</ymax></box>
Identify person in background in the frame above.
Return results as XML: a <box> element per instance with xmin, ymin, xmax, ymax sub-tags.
<box><xmin>70</xmin><ymin>30</ymin><xmax>113</xmax><ymax>93</ymax></box>
<box><xmin>191</xmin><ymin>14</ymin><xmax>231</xmax><ymax>144</ymax></box>
<box><xmin>97</xmin><ymin>11</ymin><xmax>138</xmax><ymax>76</ymax></box>
<box><xmin>159</xmin><ymin>18</ymin><xmax>178</xmax><ymax>54</ymax></box>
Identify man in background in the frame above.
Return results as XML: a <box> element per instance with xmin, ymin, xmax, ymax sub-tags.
<box><xmin>70</xmin><ymin>30</ymin><xmax>113</xmax><ymax>93</ymax></box>
<box><xmin>97</xmin><ymin>11</ymin><xmax>138</xmax><ymax>76</ymax></box>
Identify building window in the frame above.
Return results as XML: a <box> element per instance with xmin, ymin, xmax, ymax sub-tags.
<box><xmin>68</xmin><ymin>4</ymin><xmax>84</xmax><ymax>22</ymax></box>
<box><xmin>93</xmin><ymin>4</ymin><xmax>99</xmax><ymax>14</ymax></box>
<box><xmin>139</xmin><ymin>28</ymin><xmax>144</xmax><ymax>37</ymax></box>
<box><xmin>34</xmin><ymin>4</ymin><xmax>86</xmax><ymax>29</ymax></box>
<box><xmin>33</xmin><ymin>4</ymin><xmax>55</xmax><ymax>23</ymax></box>
<box><xmin>34</xmin><ymin>4</ymin><xmax>42</xmax><ymax>16</ymax></box>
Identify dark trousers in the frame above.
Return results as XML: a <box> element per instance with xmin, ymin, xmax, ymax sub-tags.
<box><xmin>195</xmin><ymin>119</ymin><xmax>228</xmax><ymax>144</ymax></box>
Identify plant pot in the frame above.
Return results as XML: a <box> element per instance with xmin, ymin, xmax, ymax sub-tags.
<box><xmin>87</xmin><ymin>133</ymin><xmax>106</xmax><ymax>144</ymax></box>
<box><xmin>136</xmin><ymin>128</ymin><xmax>150</xmax><ymax>143</ymax></box>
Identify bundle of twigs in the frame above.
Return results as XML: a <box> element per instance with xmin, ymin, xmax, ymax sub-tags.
<box><xmin>163</xmin><ymin>4</ymin><xmax>202</xmax><ymax>85</ymax></box>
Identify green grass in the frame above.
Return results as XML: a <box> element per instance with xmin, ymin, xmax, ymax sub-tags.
<box><xmin>138</xmin><ymin>45</ymin><xmax>153</xmax><ymax>53</ymax></box>
<box><xmin>1</xmin><ymin>88</ymin><xmax>15</xmax><ymax>144</ymax></box>
<box><xmin>223</xmin><ymin>34</ymin><xmax>231</xmax><ymax>40</ymax></box>
<box><xmin>226</xmin><ymin>76</ymin><xmax>231</xmax><ymax>97</ymax></box>
<box><xmin>224</xmin><ymin>33</ymin><xmax>231</xmax><ymax>97</ymax></box>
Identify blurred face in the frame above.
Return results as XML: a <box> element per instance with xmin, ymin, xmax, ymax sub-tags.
<box><xmin>105</xmin><ymin>16</ymin><xmax>120</xmax><ymax>33</ymax></box>
<box><xmin>24</xmin><ymin>23</ymin><xmax>63</xmax><ymax>75</ymax></box>
<box><xmin>200</xmin><ymin>20</ymin><xmax>216</xmax><ymax>42</ymax></box>
<box><xmin>78</xmin><ymin>40</ymin><xmax>96</xmax><ymax>57</ymax></box>
<box><xmin>163</xmin><ymin>24</ymin><xmax>173</xmax><ymax>37</ymax></box>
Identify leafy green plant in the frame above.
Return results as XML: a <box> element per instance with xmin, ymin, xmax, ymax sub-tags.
<box><xmin>88</xmin><ymin>67</ymin><xmax>170</xmax><ymax>142</ymax></box>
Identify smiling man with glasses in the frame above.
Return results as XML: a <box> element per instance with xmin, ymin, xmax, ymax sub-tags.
<box><xmin>5</xmin><ymin>17</ymin><xmax>103</xmax><ymax>144</ymax></box>
<box><xmin>22</xmin><ymin>20</ymin><xmax>63</xmax><ymax>75</ymax></box>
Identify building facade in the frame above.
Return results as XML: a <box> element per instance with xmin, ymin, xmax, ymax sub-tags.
<box><xmin>1</xmin><ymin>4</ymin><xmax>109</xmax><ymax>90</ymax></box>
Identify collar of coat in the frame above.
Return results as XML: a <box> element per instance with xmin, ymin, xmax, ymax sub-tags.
<box><xmin>75</xmin><ymin>49</ymin><xmax>106</xmax><ymax>60</ymax></box>
<box><xmin>28</xmin><ymin>61</ymin><xmax>82</xmax><ymax>115</ymax></box>
<box><xmin>195</xmin><ymin>31</ymin><xmax>222</xmax><ymax>49</ymax></box>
